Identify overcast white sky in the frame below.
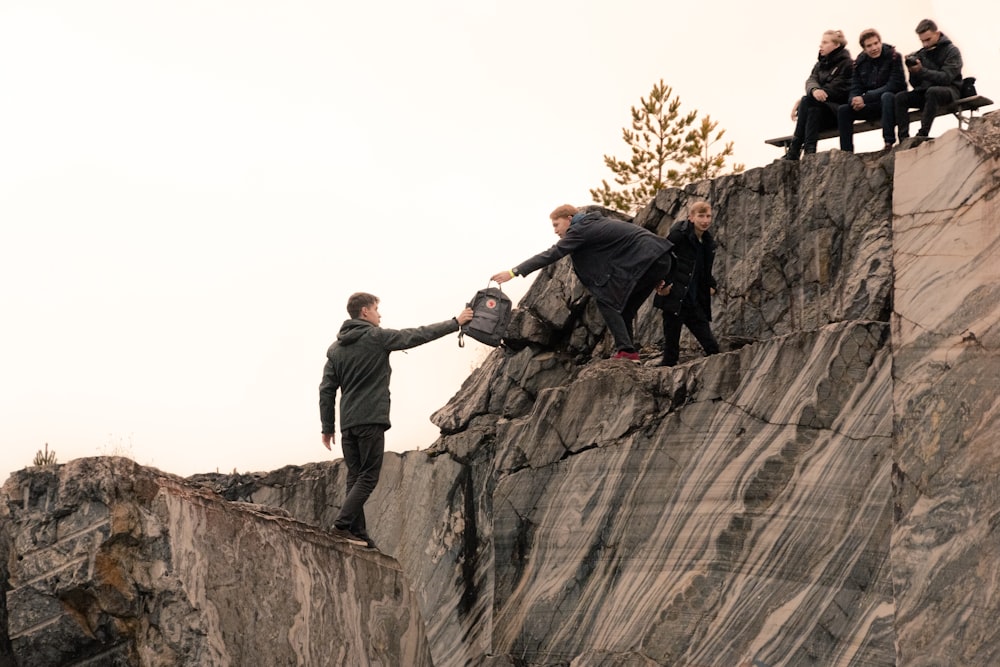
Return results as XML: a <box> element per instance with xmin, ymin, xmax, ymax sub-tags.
<box><xmin>2</xmin><ymin>1</ymin><xmax>995</xmax><ymax>483</ymax></box>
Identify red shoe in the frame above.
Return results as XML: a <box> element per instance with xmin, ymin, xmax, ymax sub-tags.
<box><xmin>611</xmin><ymin>350</ymin><xmax>640</xmax><ymax>362</ymax></box>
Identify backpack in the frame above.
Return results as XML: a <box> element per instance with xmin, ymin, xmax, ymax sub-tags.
<box><xmin>458</xmin><ymin>284</ymin><xmax>512</xmax><ymax>347</ymax></box>
<box><xmin>960</xmin><ymin>77</ymin><xmax>977</xmax><ymax>98</ymax></box>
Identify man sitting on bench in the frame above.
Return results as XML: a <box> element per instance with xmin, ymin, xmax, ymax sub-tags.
<box><xmin>837</xmin><ymin>28</ymin><xmax>905</xmax><ymax>152</ymax></box>
<box><xmin>894</xmin><ymin>18</ymin><xmax>963</xmax><ymax>140</ymax></box>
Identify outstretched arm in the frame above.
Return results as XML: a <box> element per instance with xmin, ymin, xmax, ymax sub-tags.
<box><xmin>491</xmin><ymin>269</ymin><xmax>516</xmax><ymax>284</ymax></box>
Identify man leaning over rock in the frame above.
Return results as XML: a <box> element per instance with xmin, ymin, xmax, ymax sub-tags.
<box><xmin>492</xmin><ymin>205</ymin><xmax>673</xmax><ymax>362</ymax></box>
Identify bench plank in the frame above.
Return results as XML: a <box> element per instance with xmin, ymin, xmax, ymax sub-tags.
<box><xmin>765</xmin><ymin>95</ymin><xmax>994</xmax><ymax>148</ymax></box>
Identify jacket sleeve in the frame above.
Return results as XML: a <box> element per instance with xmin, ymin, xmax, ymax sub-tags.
<box><xmin>376</xmin><ymin>318</ymin><xmax>460</xmax><ymax>352</ymax></box>
<box><xmin>914</xmin><ymin>44</ymin><xmax>963</xmax><ymax>88</ymax></box>
<box><xmin>318</xmin><ymin>357</ymin><xmax>339</xmax><ymax>435</ymax></box>
<box><xmin>513</xmin><ymin>227</ymin><xmax>587</xmax><ymax>277</ymax></box>
<box><xmin>805</xmin><ymin>63</ymin><xmax>821</xmax><ymax>94</ymax></box>
<box><xmin>886</xmin><ymin>52</ymin><xmax>906</xmax><ymax>94</ymax></box>
<box><xmin>513</xmin><ymin>244</ymin><xmax>568</xmax><ymax>277</ymax></box>
<box><xmin>860</xmin><ymin>54</ymin><xmax>904</xmax><ymax>101</ymax></box>
<box><xmin>848</xmin><ymin>58</ymin><xmax>864</xmax><ymax>99</ymax></box>
<box><xmin>825</xmin><ymin>60</ymin><xmax>853</xmax><ymax>101</ymax></box>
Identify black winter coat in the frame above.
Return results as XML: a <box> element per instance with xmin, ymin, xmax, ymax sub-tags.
<box><xmin>805</xmin><ymin>45</ymin><xmax>854</xmax><ymax>114</ymax></box>
<box><xmin>850</xmin><ymin>43</ymin><xmax>906</xmax><ymax>101</ymax></box>
<box><xmin>652</xmin><ymin>219</ymin><xmax>717</xmax><ymax>320</ymax></box>
<box><xmin>909</xmin><ymin>34</ymin><xmax>963</xmax><ymax>92</ymax></box>
<box><xmin>513</xmin><ymin>210</ymin><xmax>674</xmax><ymax>311</ymax></box>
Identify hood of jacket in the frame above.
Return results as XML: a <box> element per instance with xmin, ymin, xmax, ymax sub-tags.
<box><xmin>335</xmin><ymin>318</ymin><xmax>374</xmax><ymax>346</ymax></box>
<box><xmin>570</xmin><ymin>210</ymin><xmax>601</xmax><ymax>226</ymax></box>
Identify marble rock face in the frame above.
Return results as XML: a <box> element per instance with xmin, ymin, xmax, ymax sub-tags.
<box><xmin>0</xmin><ymin>458</ymin><xmax>431</xmax><ymax>667</ymax></box>
<box><xmin>3</xmin><ymin>113</ymin><xmax>999</xmax><ymax>667</ymax></box>
<box><xmin>890</xmin><ymin>117</ymin><xmax>1000</xmax><ymax>666</ymax></box>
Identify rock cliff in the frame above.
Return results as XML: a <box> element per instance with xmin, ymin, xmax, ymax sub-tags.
<box><xmin>2</xmin><ymin>112</ymin><xmax>999</xmax><ymax>666</ymax></box>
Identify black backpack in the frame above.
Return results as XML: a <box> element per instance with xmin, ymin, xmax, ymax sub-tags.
<box><xmin>458</xmin><ymin>285</ymin><xmax>512</xmax><ymax>347</ymax></box>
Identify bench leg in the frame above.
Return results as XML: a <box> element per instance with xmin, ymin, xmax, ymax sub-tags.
<box><xmin>954</xmin><ymin>108</ymin><xmax>976</xmax><ymax>130</ymax></box>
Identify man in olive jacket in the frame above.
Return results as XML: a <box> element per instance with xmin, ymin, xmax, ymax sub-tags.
<box><xmin>895</xmin><ymin>18</ymin><xmax>963</xmax><ymax>139</ymax></box>
<box><xmin>319</xmin><ymin>292</ymin><xmax>473</xmax><ymax>548</ymax></box>
<box><xmin>653</xmin><ymin>201</ymin><xmax>720</xmax><ymax>367</ymax></box>
<box><xmin>492</xmin><ymin>204</ymin><xmax>673</xmax><ymax>361</ymax></box>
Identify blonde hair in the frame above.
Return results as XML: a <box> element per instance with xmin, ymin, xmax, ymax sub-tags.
<box><xmin>549</xmin><ymin>204</ymin><xmax>578</xmax><ymax>220</ymax></box>
<box><xmin>688</xmin><ymin>200</ymin><xmax>711</xmax><ymax>216</ymax></box>
<box><xmin>824</xmin><ymin>30</ymin><xmax>847</xmax><ymax>47</ymax></box>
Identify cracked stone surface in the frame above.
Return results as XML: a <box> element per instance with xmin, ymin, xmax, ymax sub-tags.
<box><xmin>0</xmin><ymin>458</ymin><xmax>432</xmax><ymax>667</ymax></box>
<box><xmin>3</xmin><ymin>113</ymin><xmax>999</xmax><ymax>666</ymax></box>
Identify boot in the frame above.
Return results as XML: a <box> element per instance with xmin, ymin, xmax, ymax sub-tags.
<box><xmin>782</xmin><ymin>137</ymin><xmax>803</xmax><ymax>161</ymax></box>
<box><xmin>804</xmin><ymin>143</ymin><xmax>817</xmax><ymax>154</ymax></box>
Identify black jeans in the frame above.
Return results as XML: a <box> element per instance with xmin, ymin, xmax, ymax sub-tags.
<box><xmin>837</xmin><ymin>91</ymin><xmax>896</xmax><ymax>149</ymax></box>
<box><xmin>597</xmin><ymin>251</ymin><xmax>673</xmax><ymax>352</ymax></box>
<box><xmin>894</xmin><ymin>86</ymin><xmax>958</xmax><ymax>137</ymax></box>
<box><xmin>660</xmin><ymin>302</ymin><xmax>720</xmax><ymax>367</ymax></box>
<box><xmin>334</xmin><ymin>423</ymin><xmax>386</xmax><ymax>539</ymax></box>
<box><xmin>791</xmin><ymin>95</ymin><xmax>837</xmax><ymax>153</ymax></box>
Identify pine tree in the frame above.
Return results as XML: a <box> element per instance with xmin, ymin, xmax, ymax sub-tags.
<box><xmin>591</xmin><ymin>80</ymin><xmax>744</xmax><ymax>213</ymax></box>
<box><xmin>682</xmin><ymin>116</ymin><xmax>745</xmax><ymax>184</ymax></box>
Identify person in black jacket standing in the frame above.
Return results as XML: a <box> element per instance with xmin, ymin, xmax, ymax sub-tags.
<box><xmin>653</xmin><ymin>201</ymin><xmax>720</xmax><ymax>367</ymax></box>
<box><xmin>783</xmin><ymin>30</ymin><xmax>853</xmax><ymax>160</ymax></box>
<box><xmin>837</xmin><ymin>28</ymin><xmax>906</xmax><ymax>151</ymax></box>
<box><xmin>492</xmin><ymin>204</ymin><xmax>673</xmax><ymax>361</ymax></box>
<box><xmin>894</xmin><ymin>18</ymin><xmax>963</xmax><ymax>140</ymax></box>
<box><xmin>319</xmin><ymin>292</ymin><xmax>473</xmax><ymax>549</ymax></box>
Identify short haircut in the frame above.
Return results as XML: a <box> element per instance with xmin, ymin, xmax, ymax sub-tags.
<box><xmin>859</xmin><ymin>28</ymin><xmax>881</xmax><ymax>47</ymax></box>
<box><xmin>549</xmin><ymin>204</ymin><xmax>578</xmax><ymax>220</ymax></box>
<box><xmin>688</xmin><ymin>200</ymin><xmax>711</xmax><ymax>216</ymax></box>
<box><xmin>824</xmin><ymin>30</ymin><xmax>847</xmax><ymax>47</ymax></box>
<box><xmin>915</xmin><ymin>19</ymin><xmax>938</xmax><ymax>34</ymax></box>
<box><xmin>347</xmin><ymin>292</ymin><xmax>379</xmax><ymax>319</ymax></box>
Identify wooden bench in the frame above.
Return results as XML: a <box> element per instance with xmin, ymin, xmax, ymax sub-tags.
<box><xmin>765</xmin><ymin>94</ymin><xmax>994</xmax><ymax>150</ymax></box>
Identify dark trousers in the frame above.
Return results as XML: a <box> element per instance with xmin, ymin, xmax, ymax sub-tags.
<box><xmin>334</xmin><ymin>423</ymin><xmax>385</xmax><ymax>539</ymax></box>
<box><xmin>660</xmin><ymin>302</ymin><xmax>720</xmax><ymax>367</ymax></box>
<box><xmin>837</xmin><ymin>92</ymin><xmax>896</xmax><ymax>149</ymax></box>
<box><xmin>789</xmin><ymin>95</ymin><xmax>837</xmax><ymax>155</ymax></box>
<box><xmin>894</xmin><ymin>86</ymin><xmax>958</xmax><ymax>137</ymax></box>
<box><xmin>597</xmin><ymin>251</ymin><xmax>673</xmax><ymax>352</ymax></box>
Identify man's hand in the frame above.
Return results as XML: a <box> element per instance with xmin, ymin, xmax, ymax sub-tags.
<box><xmin>812</xmin><ymin>88</ymin><xmax>828</xmax><ymax>103</ymax></box>
<box><xmin>851</xmin><ymin>96</ymin><xmax>865</xmax><ymax>110</ymax></box>
<box><xmin>456</xmin><ymin>306</ymin><xmax>474</xmax><ymax>325</ymax></box>
<box><xmin>491</xmin><ymin>270</ymin><xmax>513</xmax><ymax>284</ymax></box>
<box><xmin>322</xmin><ymin>433</ymin><xmax>335</xmax><ymax>450</ymax></box>
<box><xmin>654</xmin><ymin>281</ymin><xmax>672</xmax><ymax>297</ymax></box>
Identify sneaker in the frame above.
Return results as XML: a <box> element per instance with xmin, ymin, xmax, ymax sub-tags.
<box><xmin>611</xmin><ymin>350</ymin><xmax>640</xmax><ymax>362</ymax></box>
<box><xmin>357</xmin><ymin>535</ymin><xmax>379</xmax><ymax>550</ymax></box>
<box><xmin>330</xmin><ymin>527</ymin><xmax>368</xmax><ymax>546</ymax></box>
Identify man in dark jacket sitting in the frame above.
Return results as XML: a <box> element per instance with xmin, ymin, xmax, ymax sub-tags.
<box><xmin>837</xmin><ymin>28</ymin><xmax>906</xmax><ymax>151</ymax></box>
<box><xmin>492</xmin><ymin>204</ymin><xmax>673</xmax><ymax>361</ymax></box>
<box><xmin>894</xmin><ymin>18</ymin><xmax>963</xmax><ymax>139</ymax></box>
<box><xmin>653</xmin><ymin>200</ymin><xmax>721</xmax><ymax>367</ymax></box>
